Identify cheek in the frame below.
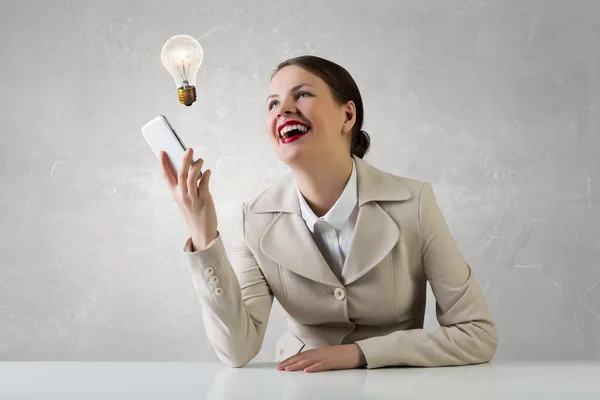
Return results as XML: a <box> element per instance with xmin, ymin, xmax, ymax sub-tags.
<box><xmin>303</xmin><ymin>102</ymin><xmax>328</xmax><ymax>131</ymax></box>
<box><xmin>314</xmin><ymin>106</ymin><xmax>341</xmax><ymax>135</ymax></box>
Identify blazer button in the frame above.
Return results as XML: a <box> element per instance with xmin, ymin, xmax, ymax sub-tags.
<box><xmin>209</xmin><ymin>276</ymin><xmax>220</xmax><ymax>285</ymax></box>
<box><xmin>204</xmin><ymin>267</ymin><xmax>214</xmax><ymax>278</ymax></box>
<box><xmin>214</xmin><ymin>287</ymin><xmax>224</xmax><ymax>296</ymax></box>
<box><xmin>334</xmin><ymin>288</ymin><xmax>346</xmax><ymax>301</ymax></box>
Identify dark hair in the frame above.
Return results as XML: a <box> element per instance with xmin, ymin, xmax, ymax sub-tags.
<box><xmin>271</xmin><ymin>55</ymin><xmax>370</xmax><ymax>159</ymax></box>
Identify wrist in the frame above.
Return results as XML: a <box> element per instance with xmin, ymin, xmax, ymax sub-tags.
<box><xmin>191</xmin><ymin>230</ymin><xmax>218</xmax><ymax>251</ymax></box>
<box><xmin>354</xmin><ymin>344</ymin><xmax>367</xmax><ymax>367</ymax></box>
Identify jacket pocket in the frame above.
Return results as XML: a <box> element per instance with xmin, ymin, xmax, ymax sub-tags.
<box><xmin>274</xmin><ymin>330</ymin><xmax>305</xmax><ymax>362</ymax></box>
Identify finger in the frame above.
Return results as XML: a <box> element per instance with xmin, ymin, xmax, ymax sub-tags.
<box><xmin>187</xmin><ymin>158</ymin><xmax>205</xmax><ymax>195</ymax></box>
<box><xmin>160</xmin><ymin>151</ymin><xmax>178</xmax><ymax>190</ymax></box>
<box><xmin>284</xmin><ymin>358</ymin><xmax>317</xmax><ymax>372</ymax></box>
<box><xmin>198</xmin><ymin>169</ymin><xmax>212</xmax><ymax>193</ymax></box>
<box><xmin>277</xmin><ymin>354</ymin><xmax>301</xmax><ymax>370</ymax></box>
<box><xmin>276</xmin><ymin>350</ymin><xmax>314</xmax><ymax>369</ymax></box>
<box><xmin>304</xmin><ymin>361</ymin><xmax>329</xmax><ymax>373</ymax></box>
<box><xmin>178</xmin><ymin>148</ymin><xmax>194</xmax><ymax>194</ymax></box>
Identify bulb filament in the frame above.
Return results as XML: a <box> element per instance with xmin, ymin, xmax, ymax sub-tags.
<box><xmin>177</xmin><ymin>59</ymin><xmax>191</xmax><ymax>88</ymax></box>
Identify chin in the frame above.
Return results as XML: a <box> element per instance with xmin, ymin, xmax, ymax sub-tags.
<box><xmin>277</xmin><ymin>150</ymin><xmax>302</xmax><ymax>167</ymax></box>
<box><xmin>276</xmin><ymin>146</ymin><xmax>311</xmax><ymax>168</ymax></box>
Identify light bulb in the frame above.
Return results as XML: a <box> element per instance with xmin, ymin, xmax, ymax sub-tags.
<box><xmin>161</xmin><ymin>35</ymin><xmax>204</xmax><ymax>106</ymax></box>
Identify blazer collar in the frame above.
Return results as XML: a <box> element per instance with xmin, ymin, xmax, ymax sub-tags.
<box><xmin>249</xmin><ymin>154</ymin><xmax>411</xmax><ymax>215</ymax></box>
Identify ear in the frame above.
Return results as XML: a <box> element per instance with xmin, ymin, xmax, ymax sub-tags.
<box><xmin>341</xmin><ymin>101</ymin><xmax>356</xmax><ymax>135</ymax></box>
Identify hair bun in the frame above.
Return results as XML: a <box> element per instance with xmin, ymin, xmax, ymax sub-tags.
<box><xmin>352</xmin><ymin>130</ymin><xmax>371</xmax><ymax>159</ymax></box>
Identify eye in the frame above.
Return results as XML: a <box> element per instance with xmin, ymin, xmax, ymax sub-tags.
<box><xmin>267</xmin><ymin>92</ymin><xmax>312</xmax><ymax>111</ymax></box>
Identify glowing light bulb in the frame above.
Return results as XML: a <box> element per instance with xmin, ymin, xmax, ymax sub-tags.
<box><xmin>161</xmin><ymin>35</ymin><xmax>204</xmax><ymax>106</ymax></box>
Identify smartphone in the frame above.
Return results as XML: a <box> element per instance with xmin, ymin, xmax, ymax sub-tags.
<box><xmin>141</xmin><ymin>115</ymin><xmax>199</xmax><ymax>174</ymax></box>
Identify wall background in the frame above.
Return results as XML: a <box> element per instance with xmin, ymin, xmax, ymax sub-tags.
<box><xmin>1</xmin><ymin>0</ymin><xmax>599</xmax><ymax>361</ymax></box>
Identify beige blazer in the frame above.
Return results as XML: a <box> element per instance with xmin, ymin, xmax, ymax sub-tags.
<box><xmin>182</xmin><ymin>155</ymin><xmax>498</xmax><ymax>369</ymax></box>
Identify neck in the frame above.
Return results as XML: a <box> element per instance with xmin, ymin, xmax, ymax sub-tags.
<box><xmin>293</xmin><ymin>154</ymin><xmax>354</xmax><ymax>217</ymax></box>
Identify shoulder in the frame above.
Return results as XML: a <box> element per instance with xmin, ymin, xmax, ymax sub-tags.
<box><xmin>384</xmin><ymin>174</ymin><xmax>440</xmax><ymax>219</ymax></box>
<box><xmin>244</xmin><ymin>173</ymin><xmax>295</xmax><ymax>211</ymax></box>
<box><xmin>370</xmin><ymin>163</ymin><xmax>431</xmax><ymax>204</ymax></box>
<box><xmin>388</xmin><ymin>174</ymin><xmax>430</xmax><ymax>196</ymax></box>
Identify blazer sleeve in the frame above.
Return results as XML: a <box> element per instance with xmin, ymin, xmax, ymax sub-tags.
<box><xmin>181</xmin><ymin>203</ymin><xmax>273</xmax><ymax>367</ymax></box>
<box><xmin>355</xmin><ymin>182</ymin><xmax>498</xmax><ymax>368</ymax></box>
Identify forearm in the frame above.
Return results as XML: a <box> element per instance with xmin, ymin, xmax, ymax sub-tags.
<box><xmin>356</xmin><ymin>319</ymin><xmax>498</xmax><ymax>369</ymax></box>
<box><xmin>183</xmin><ymin>235</ymin><xmax>273</xmax><ymax>367</ymax></box>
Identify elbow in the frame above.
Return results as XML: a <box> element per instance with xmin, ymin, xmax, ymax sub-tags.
<box><xmin>216</xmin><ymin>347</ymin><xmax>258</xmax><ymax>369</ymax></box>
<box><xmin>477</xmin><ymin>338</ymin><xmax>497</xmax><ymax>364</ymax></box>
<box><xmin>455</xmin><ymin>321</ymin><xmax>498</xmax><ymax>365</ymax></box>
<box><xmin>218</xmin><ymin>353</ymin><xmax>252</xmax><ymax>368</ymax></box>
<box><xmin>226</xmin><ymin>358</ymin><xmax>251</xmax><ymax>369</ymax></box>
<box><xmin>474</xmin><ymin>324</ymin><xmax>499</xmax><ymax>363</ymax></box>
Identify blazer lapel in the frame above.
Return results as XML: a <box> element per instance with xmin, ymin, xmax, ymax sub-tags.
<box><xmin>249</xmin><ymin>155</ymin><xmax>412</xmax><ymax>287</ymax></box>
<box><xmin>340</xmin><ymin>202</ymin><xmax>399</xmax><ymax>285</ymax></box>
<box><xmin>260</xmin><ymin>212</ymin><xmax>341</xmax><ymax>287</ymax></box>
<box><xmin>341</xmin><ymin>156</ymin><xmax>412</xmax><ymax>285</ymax></box>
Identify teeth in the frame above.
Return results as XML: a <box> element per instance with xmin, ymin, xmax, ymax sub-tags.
<box><xmin>279</xmin><ymin>124</ymin><xmax>309</xmax><ymax>139</ymax></box>
<box><xmin>282</xmin><ymin>124</ymin><xmax>308</xmax><ymax>134</ymax></box>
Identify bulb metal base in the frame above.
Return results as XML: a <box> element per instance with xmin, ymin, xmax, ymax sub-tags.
<box><xmin>178</xmin><ymin>86</ymin><xmax>196</xmax><ymax>106</ymax></box>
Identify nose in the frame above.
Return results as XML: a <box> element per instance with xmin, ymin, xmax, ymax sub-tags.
<box><xmin>277</xmin><ymin>95</ymin><xmax>297</xmax><ymax>117</ymax></box>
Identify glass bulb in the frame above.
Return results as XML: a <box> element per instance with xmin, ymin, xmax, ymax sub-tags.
<box><xmin>161</xmin><ymin>35</ymin><xmax>204</xmax><ymax>106</ymax></box>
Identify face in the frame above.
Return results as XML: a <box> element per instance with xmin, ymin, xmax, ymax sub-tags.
<box><xmin>265</xmin><ymin>65</ymin><xmax>356</xmax><ymax>167</ymax></box>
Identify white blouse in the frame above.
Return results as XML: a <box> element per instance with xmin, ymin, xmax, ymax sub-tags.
<box><xmin>295</xmin><ymin>159</ymin><xmax>358</xmax><ymax>281</ymax></box>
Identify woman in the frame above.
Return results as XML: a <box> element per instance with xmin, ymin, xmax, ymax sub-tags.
<box><xmin>160</xmin><ymin>56</ymin><xmax>498</xmax><ymax>373</ymax></box>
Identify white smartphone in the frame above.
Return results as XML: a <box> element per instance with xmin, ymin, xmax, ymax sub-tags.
<box><xmin>141</xmin><ymin>115</ymin><xmax>199</xmax><ymax>174</ymax></box>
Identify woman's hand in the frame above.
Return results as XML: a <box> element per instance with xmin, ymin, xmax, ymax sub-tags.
<box><xmin>276</xmin><ymin>344</ymin><xmax>367</xmax><ymax>373</ymax></box>
<box><xmin>160</xmin><ymin>148</ymin><xmax>218</xmax><ymax>250</ymax></box>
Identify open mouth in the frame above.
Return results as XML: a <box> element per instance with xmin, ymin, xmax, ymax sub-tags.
<box><xmin>279</xmin><ymin>123</ymin><xmax>310</xmax><ymax>144</ymax></box>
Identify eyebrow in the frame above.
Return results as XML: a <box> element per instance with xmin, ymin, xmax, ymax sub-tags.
<box><xmin>266</xmin><ymin>83</ymin><xmax>314</xmax><ymax>104</ymax></box>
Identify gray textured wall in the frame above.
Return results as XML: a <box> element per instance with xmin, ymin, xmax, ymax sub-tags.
<box><xmin>1</xmin><ymin>0</ymin><xmax>599</xmax><ymax>362</ymax></box>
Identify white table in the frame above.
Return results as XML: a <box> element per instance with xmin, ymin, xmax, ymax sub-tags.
<box><xmin>1</xmin><ymin>361</ymin><xmax>598</xmax><ymax>399</ymax></box>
